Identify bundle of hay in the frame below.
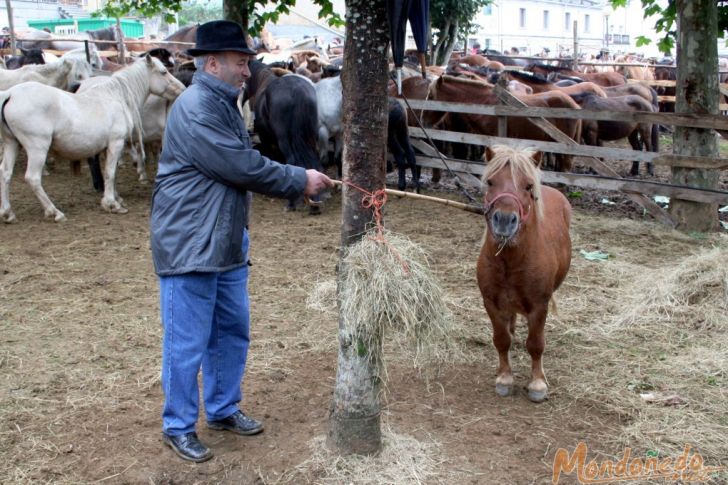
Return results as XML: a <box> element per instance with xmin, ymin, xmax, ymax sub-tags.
<box><xmin>337</xmin><ymin>229</ymin><xmax>453</xmax><ymax>375</ymax></box>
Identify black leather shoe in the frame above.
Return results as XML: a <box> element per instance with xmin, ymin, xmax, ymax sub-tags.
<box><xmin>162</xmin><ymin>432</ymin><xmax>213</xmax><ymax>463</ymax></box>
<box><xmin>208</xmin><ymin>410</ymin><xmax>264</xmax><ymax>435</ymax></box>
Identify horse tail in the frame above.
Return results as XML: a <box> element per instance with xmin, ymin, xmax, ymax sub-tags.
<box><xmin>284</xmin><ymin>82</ymin><xmax>321</xmax><ymax>171</ymax></box>
<box><xmin>0</xmin><ymin>90</ymin><xmax>14</xmax><ymax>135</ymax></box>
<box><xmin>651</xmin><ymin>119</ymin><xmax>659</xmax><ymax>153</ymax></box>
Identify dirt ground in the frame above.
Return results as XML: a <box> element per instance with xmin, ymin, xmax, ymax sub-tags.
<box><xmin>0</xmin><ymin>152</ymin><xmax>725</xmax><ymax>484</ymax></box>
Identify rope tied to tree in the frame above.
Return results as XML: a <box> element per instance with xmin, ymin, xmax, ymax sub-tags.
<box><xmin>341</xmin><ymin>179</ymin><xmax>410</xmax><ymax>276</ymax></box>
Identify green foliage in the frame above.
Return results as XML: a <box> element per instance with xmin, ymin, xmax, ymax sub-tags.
<box><xmin>178</xmin><ymin>0</ymin><xmax>223</xmax><ymax>26</ymax></box>
<box><xmin>430</xmin><ymin>0</ymin><xmax>491</xmax><ymax>64</ymax></box>
<box><xmin>95</xmin><ymin>0</ymin><xmax>343</xmax><ymax>35</ymax></box>
<box><xmin>95</xmin><ymin>0</ymin><xmax>182</xmax><ymax>24</ymax></box>
<box><xmin>430</xmin><ymin>0</ymin><xmax>491</xmax><ymax>41</ymax></box>
<box><xmin>611</xmin><ymin>0</ymin><xmax>728</xmax><ymax>54</ymax></box>
<box><xmin>229</xmin><ymin>0</ymin><xmax>343</xmax><ymax>35</ymax></box>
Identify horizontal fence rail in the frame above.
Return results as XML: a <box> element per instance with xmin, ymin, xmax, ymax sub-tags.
<box><xmin>402</xmin><ymin>98</ymin><xmax>728</xmax><ymax>132</ymax></box>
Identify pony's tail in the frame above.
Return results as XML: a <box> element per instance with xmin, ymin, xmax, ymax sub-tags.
<box><xmin>549</xmin><ymin>297</ymin><xmax>559</xmax><ymax>316</ymax></box>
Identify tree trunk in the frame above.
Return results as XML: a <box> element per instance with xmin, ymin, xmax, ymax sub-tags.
<box><xmin>437</xmin><ymin>20</ymin><xmax>459</xmax><ymax>66</ymax></box>
<box><xmin>671</xmin><ymin>0</ymin><xmax>719</xmax><ymax>231</ymax></box>
<box><xmin>115</xmin><ymin>18</ymin><xmax>125</xmax><ymax>65</ymax></box>
<box><xmin>328</xmin><ymin>0</ymin><xmax>389</xmax><ymax>456</ymax></box>
<box><xmin>5</xmin><ymin>0</ymin><xmax>16</xmax><ymax>56</ymax></box>
<box><xmin>431</xmin><ymin>20</ymin><xmax>450</xmax><ymax>66</ymax></box>
<box><xmin>223</xmin><ymin>0</ymin><xmax>249</xmax><ymax>33</ymax></box>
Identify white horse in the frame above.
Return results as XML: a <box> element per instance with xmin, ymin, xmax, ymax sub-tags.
<box><xmin>78</xmin><ymin>77</ymin><xmax>176</xmax><ymax>183</ymax></box>
<box><xmin>0</xmin><ymin>58</ymin><xmax>91</xmax><ymax>91</ymax></box>
<box><xmin>315</xmin><ymin>75</ymin><xmax>343</xmax><ymax>164</ymax></box>
<box><xmin>61</xmin><ymin>48</ymin><xmax>104</xmax><ymax>71</ymax></box>
<box><xmin>0</xmin><ymin>56</ymin><xmax>185</xmax><ymax>222</ymax></box>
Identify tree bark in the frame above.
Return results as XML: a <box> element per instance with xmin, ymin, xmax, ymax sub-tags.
<box><xmin>223</xmin><ymin>0</ymin><xmax>250</xmax><ymax>33</ymax></box>
<box><xmin>671</xmin><ymin>0</ymin><xmax>719</xmax><ymax>231</ymax></box>
<box><xmin>115</xmin><ymin>18</ymin><xmax>125</xmax><ymax>65</ymax></box>
<box><xmin>431</xmin><ymin>19</ymin><xmax>450</xmax><ymax>66</ymax></box>
<box><xmin>328</xmin><ymin>0</ymin><xmax>389</xmax><ymax>456</ymax></box>
<box><xmin>438</xmin><ymin>20</ymin><xmax>459</xmax><ymax>66</ymax></box>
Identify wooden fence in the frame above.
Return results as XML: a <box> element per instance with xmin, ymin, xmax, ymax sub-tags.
<box><xmin>397</xmin><ymin>85</ymin><xmax>728</xmax><ymax>226</ymax></box>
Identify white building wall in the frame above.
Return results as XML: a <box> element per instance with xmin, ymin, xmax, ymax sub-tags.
<box><xmin>1</xmin><ymin>1</ymin><xmax>67</xmax><ymax>30</ymax></box>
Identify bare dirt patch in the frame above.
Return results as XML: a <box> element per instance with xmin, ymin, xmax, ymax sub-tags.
<box><xmin>1</xmin><ymin>159</ymin><xmax>726</xmax><ymax>484</ymax></box>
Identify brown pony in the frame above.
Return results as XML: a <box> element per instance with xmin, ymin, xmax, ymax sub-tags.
<box><xmin>499</xmin><ymin>70</ymin><xmax>607</xmax><ymax>98</ymax></box>
<box><xmin>476</xmin><ymin>145</ymin><xmax>571</xmax><ymax>402</ymax></box>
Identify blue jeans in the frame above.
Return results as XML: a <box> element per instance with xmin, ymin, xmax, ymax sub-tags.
<box><xmin>159</xmin><ymin>233</ymin><xmax>250</xmax><ymax>436</ymax></box>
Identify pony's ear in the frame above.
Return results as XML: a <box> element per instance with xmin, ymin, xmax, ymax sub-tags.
<box><xmin>531</xmin><ymin>151</ymin><xmax>544</xmax><ymax>168</ymax></box>
<box><xmin>145</xmin><ymin>54</ymin><xmax>154</xmax><ymax>65</ymax></box>
<box><xmin>484</xmin><ymin>146</ymin><xmax>495</xmax><ymax>163</ymax></box>
<box><xmin>20</xmin><ymin>47</ymin><xmax>29</xmax><ymax>55</ymax></box>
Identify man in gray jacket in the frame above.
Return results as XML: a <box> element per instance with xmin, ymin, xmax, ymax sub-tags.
<box><xmin>150</xmin><ymin>20</ymin><xmax>332</xmax><ymax>463</ymax></box>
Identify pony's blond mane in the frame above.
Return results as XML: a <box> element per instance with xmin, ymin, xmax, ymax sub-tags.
<box><xmin>481</xmin><ymin>145</ymin><xmax>544</xmax><ymax>220</ymax></box>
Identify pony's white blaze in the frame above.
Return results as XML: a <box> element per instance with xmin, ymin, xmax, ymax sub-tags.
<box><xmin>0</xmin><ymin>56</ymin><xmax>185</xmax><ymax>223</ymax></box>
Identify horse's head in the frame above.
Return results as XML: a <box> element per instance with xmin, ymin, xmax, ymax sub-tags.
<box><xmin>145</xmin><ymin>55</ymin><xmax>185</xmax><ymax>101</ymax></box>
<box><xmin>482</xmin><ymin>145</ymin><xmax>543</xmax><ymax>244</ymax></box>
<box><xmin>63</xmin><ymin>58</ymin><xmax>92</xmax><ymax>90</ymax></box>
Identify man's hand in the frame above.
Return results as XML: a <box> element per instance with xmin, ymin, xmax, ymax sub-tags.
<box><xmin>304</xmin><ymin>169</ymin><xmax>334</xmax><ymax>196</ymax></box>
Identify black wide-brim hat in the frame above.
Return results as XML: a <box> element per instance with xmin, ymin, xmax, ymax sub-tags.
<box><xmin>186</xmin><ymin>20</ymin><xmax>256</xmax><ymax>57</ymax></box>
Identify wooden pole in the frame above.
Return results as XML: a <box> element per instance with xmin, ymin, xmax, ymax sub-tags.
<box><xmin>331</xmin><ymin>180</ymin><xmax>485</xmax><ymax>215</ymax></box>
<box><xmin>5</xmin><ymin>0</ymin><xmax>17</xmax><ymax>56</ymax></box>
<box><xmin>572</xmin><ymin>20</ymin><xmax>578</xmax><ymax>70</ymax></box>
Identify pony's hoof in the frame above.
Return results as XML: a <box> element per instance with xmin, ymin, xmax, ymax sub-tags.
<box><xmin>54</xmin><ymin>212</ymin><xmax>66</xmax><ymax>222</ymax></box>
<box><xmin>111</xmin><ymin>206</ymin><xmax>129</xmax><ymax>214</ymax></box>
<box><xmin>308</xmin><ymin>205</ymin><xmax>322</xmax><ymax>216</ymax></box>
<box><xmin>138</xmin><ymin>178</ymin><xmax>149</xmax><ymax>185</ymax></box>
<box><xmin>527</xmin><ymin>388</ymin><xmax>548</xmax><ymax>403</ymax></box>
<box><xmin>495</xmin><ymin>383</ymin><xmax>513</xmax><ymax>397</ymax></box>
<box><xmin>1</xmin><ymin>211</ymin><xmax>17</xmax><ymax>224</ymax></box>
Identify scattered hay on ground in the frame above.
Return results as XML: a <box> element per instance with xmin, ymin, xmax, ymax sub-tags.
<box><xmin>275</xmin><ymin>425</ymin><xmax>469</xmax><ymax>485</ymax></box>
<box><xmin>556</xmin><ymin>231</ymin><xmax>728</xmax><ymax>469</ymax></box>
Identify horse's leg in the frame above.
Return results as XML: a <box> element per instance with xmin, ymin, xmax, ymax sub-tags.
<box><xmin>131</xmin><ymin>141</ymin><xmax>148</xmax><ymax>184</ymax></box>
<box><xmin>87</xmin><ymin>155</ymin><xmax>104</xmax><ymax>192</ymax></box>
<box><xmin>489</xmin><ymin>309</ymin><xmax>516</xmax><ymax>397</ymax></box>
<box><xmin>628</xmin><ymin>129</ymin><xmax>642</xmax><ymax>176</ymax></box>
<box><xmin>0</xmin><ymin>136</ymin><xmax>19</xmax><ymax>223</ymax></box>
<box><xmin>525</xmin><ymin>305</ymin><xmax>549</xmax><ymax>403</ymax></box>
<box><xmin>101</xmin><ymin>140</ymin><xmax>128</xmax><ymax>214</ymax></box>
<box><xmin>24</xmin><ymin>145</ymin><xmax>65</xmax><ymax>221</ymax></box>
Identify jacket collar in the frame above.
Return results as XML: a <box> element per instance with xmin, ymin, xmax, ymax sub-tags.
<box><xmin>193</xmin><ymin>71</ymin><xmax>241</xmax><ymax>104</ymax></box>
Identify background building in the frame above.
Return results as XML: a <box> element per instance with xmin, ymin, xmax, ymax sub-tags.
<box><xmin>471</xmin><ymin>0</ymin><xmax>670</xmax><ymax>58</ymax></box>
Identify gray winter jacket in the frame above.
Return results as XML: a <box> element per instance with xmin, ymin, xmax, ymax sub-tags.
<box><xmin>151</xmin><ymin>71</ymin><xmax>307</xmax><ymax>276</ymax></box>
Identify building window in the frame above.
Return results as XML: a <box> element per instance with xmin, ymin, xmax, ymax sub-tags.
<box><xmin>519</xmin><ymin>8</ymin><xmax>526</xmax><ymax>28</ymax></box>
<box><xmin>584</xmin><ymin>14</ymin><xmax>590</xmax><ymax>33</ymax></box>
<box><xmin>565</xmin><ymin>12</ymin><xmax>571</xmax><ymax>30</ymax></box>
<box><xmin>543</xmin><ymin>10</ymin><xmax>549</xmax><ymax>30</ymax></box>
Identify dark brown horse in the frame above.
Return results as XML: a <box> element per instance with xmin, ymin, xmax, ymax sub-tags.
<box><xmin>528</xmin><ymin>63</ymin><xmax>626</xmax><ymax>87</ymax></box>
<box><xmin>477</xmin><ymin>145</ymin><xmax>571</xmax><ymax>402</ymax></box>
<box><xmin>570</xmin><ymin>93</ymin><xmax>657</xmax><ymax>175</ymax></box>
<box><xmin>425</xmin><ymin>76</ymin><xmax>582</xmax><ymax>171</ymax></box>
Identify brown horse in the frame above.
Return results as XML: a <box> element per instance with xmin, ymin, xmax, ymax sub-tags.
<box><xmin>477</xmin><ymin>145</ymin><xmax>571</xmax><ymax>403</ymax></box>
<box><xmin>529</xmin><ymin>63</ymin><xmax>626</xmax><ymax>87</ymax></box>
<box><xmin>426</xmin><ymin>76</ymin><xmax>582</xmax><ymax>171</ymax></box>
<box><xmin>571</xmin><ymin>93</ymin><xmax>657</xmax><ymax>175</ymax></box>
<box><xmin>499</xmin><ymin>70</ymin><xmax>607</xmax><ymax>98</ymax></box>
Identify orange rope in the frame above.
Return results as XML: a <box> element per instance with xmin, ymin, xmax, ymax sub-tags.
<box><xmin>342</xmin><ymin>179</ymin><xmax>409</xmax><ymax>275</ymax></box>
